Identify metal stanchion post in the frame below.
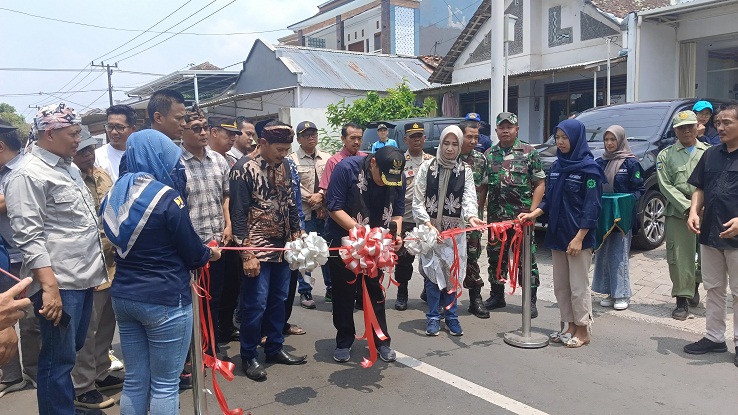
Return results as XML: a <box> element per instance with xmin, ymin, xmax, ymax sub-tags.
<box><xmin>190</xmin><ymin>271</ymin><xmax>209</xmax><ymax>414</ymax></box>
<box><xmin>504</xmin><ymin>224</ymin><xmax>549</xmax><ymax>348</ymax></box>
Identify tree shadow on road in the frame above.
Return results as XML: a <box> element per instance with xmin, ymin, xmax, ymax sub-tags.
<box><xmin>651</xmin><ymin>336</ymin><xmax>733</xmax><ymax>366</ymax></box>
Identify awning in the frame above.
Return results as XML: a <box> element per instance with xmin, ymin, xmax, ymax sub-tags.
<box><xmin>414</xmin><ymin>56</ymin><xmax>627</xmax><ymax>93</ymax></box>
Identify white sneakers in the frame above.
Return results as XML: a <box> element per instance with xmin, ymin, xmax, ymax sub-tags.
<box><xmin>614</xmin><ymin>298</ymin><xmax>629</xmax><ymax>310</ymax></box>
<box><xmin>600</xmin><ymin>296</ymin><xmax>615</xmax><ymax>307</ymax></box>
<box><xmin>109</xmin><ymin>349</ymin><xmax>124</xmax><ymax>371</ymax></box>
<box><xmin>600</xmin><ymin>296</ymin><xmax>629</xmax><ymax>310</ymax></box>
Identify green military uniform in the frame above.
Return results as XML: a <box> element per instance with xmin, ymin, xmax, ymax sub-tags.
<box><xmin>656</xmin><ymin>140</ymin><xmax>709</xmax><ymax>297</ymax></box>
<box><xmin>459</xmin><ymin>149</ymin><xmax>487</xmax><ymax>288</ymax></box>
<box><xmin>485</xmin><ymin>138</ymin><xmax>546</xmax><ymax>287</ymax></box>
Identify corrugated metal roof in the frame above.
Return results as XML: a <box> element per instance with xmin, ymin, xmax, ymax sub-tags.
<box><xmin>272</xmin><ymin>44</ymin><xmax>436</xmax><ymax>91</ymax></box>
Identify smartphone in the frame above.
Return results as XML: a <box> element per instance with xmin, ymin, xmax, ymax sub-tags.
<box><xmin>58</xmin><ymin>310</ymin><xmax>71</xmax><ymax>329</ymax></box>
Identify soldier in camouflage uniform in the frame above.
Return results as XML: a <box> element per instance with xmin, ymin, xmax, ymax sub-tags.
<box><xmin>458</xmin><ymin>120</ymin><xmax>491</xmax><ymax>319</ymax></box>
<box><xmin>481</xmin><ymin>112</ymin><xmax>546</xmax><ymax>318</ymax></box>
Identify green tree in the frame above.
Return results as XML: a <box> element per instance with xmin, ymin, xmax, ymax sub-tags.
<box><xmin>325</xmin><ymin>81</ymin><xmax>437</xmax><ymax>129</ymax></box>
<box><xmin>0</xmin><ymin>103</ymin><xmax>31</xmax><ymax>140</ymax></box>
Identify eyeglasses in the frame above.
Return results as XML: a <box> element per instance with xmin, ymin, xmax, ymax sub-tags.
<box><xmin>184</xmin><ymin>125</ymin><xmax>209</xmax><ymax>134</ymax></box>
<box><xmin>104</xmin><ymin>123</ymin><xmax>129</xmax><ymax>133</ymax></box>
<box><xmin>299</xmin><ymin>133</ymin><xmax>318</xmax><ymax>139</ymax></box>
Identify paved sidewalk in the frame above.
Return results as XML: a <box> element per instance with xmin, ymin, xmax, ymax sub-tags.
<box><xmin>479</xmin><ymin>233</ymin><xmax>734</xmax><ymax>340</ymax></box>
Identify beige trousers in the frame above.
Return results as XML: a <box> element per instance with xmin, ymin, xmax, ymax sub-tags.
<box><xmin>71</xmin><ymin>288</ymin><xmax>117</xmax><ymax>395</ymax></box>
<box><xmin>552</xmin><ymin>249</ymin><xmax>593</xmax><ymax>326</ymax></box>
<box><xmin>700</xmin><ymin>245</ymin><xmax>738</xmax><ymax>347</ymax></box>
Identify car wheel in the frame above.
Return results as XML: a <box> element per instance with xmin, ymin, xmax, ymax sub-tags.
<box><xmin>632</xmin><ymin>190</ymin><xmax>666</xmax><ymax>250</ymax></box>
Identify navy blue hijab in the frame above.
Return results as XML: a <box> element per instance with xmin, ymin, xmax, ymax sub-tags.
<box><xmin>546</xmin><ymin>119</ymin><xmax>605</xmax><ymax>232</ymax></box>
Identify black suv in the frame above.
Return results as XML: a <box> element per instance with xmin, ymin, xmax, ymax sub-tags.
<box><xmin>536</xmin><ymin>98</ymin><xmax>736</xmax><ymax>250</ymax></box>
<box><xmin>360</xmin><ymin>117</ymin><xmax>466</xmax><ymax>154</ymax></box>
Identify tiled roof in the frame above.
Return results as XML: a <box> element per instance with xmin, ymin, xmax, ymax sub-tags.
<box><xmin>589</xmin><ymin>0</ymin><xmax>671</xmax><ymax>18</ymax></box>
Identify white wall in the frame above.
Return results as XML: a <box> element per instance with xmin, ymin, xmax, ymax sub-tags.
<box><xmin>452</xmin><ymin>0</ymin><xmax>623</xmax><ymax>84</ymax></box>
<box><xmin>635</xmin><ymin>21</ymin><xmax>678</xmax><ymax>101</ymax></box>
<box><xmin>344</xmin><ymin>8</ymin><xmax>382</xmax><ymax>51</ymax></box>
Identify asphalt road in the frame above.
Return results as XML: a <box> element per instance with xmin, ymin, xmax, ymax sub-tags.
<box><xmin>2</xmin><ymin>278</ymin><xmax>736</xmax><ymax>415</ymax></box>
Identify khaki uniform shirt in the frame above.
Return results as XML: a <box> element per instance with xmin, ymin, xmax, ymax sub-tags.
<box><xmin>82</xmin><ymin>166</ymin><xmax>116</xmax><ymax>288</ymax></box>
<box><xmin>656</xmin><ymin>140</ymin><xmax>709</xmax><ymax>218</ymax></box>
<box><xmin>289</xmin><ymin>147</ymin><xmax>329</xmax><ymax>221</ymax></box>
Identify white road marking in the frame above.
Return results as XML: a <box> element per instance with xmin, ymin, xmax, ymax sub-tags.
<box><xmin>395</xmin><ymin>351</ymin><xmax>550</xmax><ymax>415</ymax></box>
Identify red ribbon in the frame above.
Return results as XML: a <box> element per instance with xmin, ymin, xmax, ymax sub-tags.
<box><xmin>356</xmin><ymin>276</ymin><xmax>389</xmax><ymax>368</ymax></box>
<box><xmin>192</xmin><ymin>240</ymin><xmax>245</xmax><ymax>415</ymax></box>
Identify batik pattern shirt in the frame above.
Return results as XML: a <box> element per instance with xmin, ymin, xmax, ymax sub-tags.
<box><xmin>485</xmin><ymin>139</ymin><xmax>545</xmax><ymax>221</ymax></box>
<box><xmin>230</xmin><ymin>154</ymin><xmax>299</xmax><ymax>262</ymax></box>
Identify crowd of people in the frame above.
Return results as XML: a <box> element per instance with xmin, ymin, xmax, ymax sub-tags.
<box><xmin>0</xmin><ymin>90</ymin><xmax>737</xmax><ymax>414</ymax></box>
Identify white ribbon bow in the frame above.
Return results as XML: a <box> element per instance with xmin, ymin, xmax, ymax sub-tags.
<box><xmin>403</xmin><ymin>224</ymin><xmax>438</xmax><ymax>256</ymax></box>
<box><xmin>284</xmin><ymin>232</ymin><xmax>329</xmax><ymax>277</ymax></box>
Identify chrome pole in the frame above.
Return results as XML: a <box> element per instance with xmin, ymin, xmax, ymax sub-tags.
<box><xmin>504</xmin><ymin>224</ymin><xmax>549</xmax><ymax>348</ymax></box>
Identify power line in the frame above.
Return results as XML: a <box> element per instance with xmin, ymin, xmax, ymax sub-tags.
<box><xmin>92</xmin><ymin>1</ymin><xmax>194</xmax><ymax>62</ymax></box>
<box><xmin>101</xmin><ymin>0</ymin><xmax>217</xmax><ymax>63</ymax></box>
<box><xmin>0</xmin><ymin>6</ymin><xmax>286</xmax><ymax>36</ymax></box>
<box><xmin>116</xmin><ymin>0</ymin><xmax>237</xmax><ymax>63</ymax></box>
<box><xmin>0</xmin><ymin>89</ymin><xmax>109</xmax><ymax>97</ymax></box>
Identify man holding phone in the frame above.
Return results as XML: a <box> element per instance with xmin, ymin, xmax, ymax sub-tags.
<box><xmin>5</xmin><ymin>103</ymin><xmax>107</xmax><ymax>414</ymax></box>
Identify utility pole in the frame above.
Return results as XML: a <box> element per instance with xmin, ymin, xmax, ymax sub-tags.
<box><xmin>91</xmin><ymin>61</ymin><xmax>118</xmax><ymax>107</ymax></box>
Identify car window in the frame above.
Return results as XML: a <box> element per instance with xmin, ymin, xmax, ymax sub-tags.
<box><xmin>545</xmin><ymin>105</ymin><xmax>672</xmax><ymax>144</ymax></box>
<box><xmin>433</xmin><ymin>121</ymin><xmax>460</xmax><ymax>141</ymax></box>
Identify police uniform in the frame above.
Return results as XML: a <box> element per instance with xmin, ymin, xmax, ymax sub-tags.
<box><xmin>483</xmin><ymin>137</ymin><xmax>545</xmax><ymax>313</ymax></box>
<box><xmin>394</xmin><ymin>144</ymin><xmax>433</xmax><ymax>310</ymax></box>
<box><xmin>656</xmin><ymin>110</ymin><xmax>709</xmax><ymax>319</ymax></box>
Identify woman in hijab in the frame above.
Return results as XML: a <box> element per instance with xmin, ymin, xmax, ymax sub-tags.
<box><xmin>412</xmin><ymin>125</ymin><xmax>485</xmax><ymax>337</ymax></box>
<box><xmin>592</xmin><ymin>125</ymin><xmax>645</xmax><ymax>311</ymax></box>
<box><xmin>102</xmin><ymin>129</ymin><xmax>221</xmax><ymax>415</ymax></box>
<box><xmin>519</xmin><ymin>119</ymin><xmax>604</xmax><ymax>348</ymax></box>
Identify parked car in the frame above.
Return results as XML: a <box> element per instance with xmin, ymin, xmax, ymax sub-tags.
<box><xmin>535</xmin><ymin>98</ymin><xmax>737</xmax><ymax>250</ymax></box>
<box><xmin>360</xmin><ymin>117</ymin><xmax>466</xmax><ymax>154</ymax></box>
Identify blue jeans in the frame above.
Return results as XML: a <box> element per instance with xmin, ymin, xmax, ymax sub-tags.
<box><xmin>239</xmin><ymin>261</ymin><xmax>290</xmax><ymax>359</ymax></box>
<box><xmin>424</xmin><ymin>278</ymin><xmax>458</xmax><ymax>321</ymax></box>
<box><xmin>592</xmin><ymin>230</ymin><xmax>632</xmax><ymax>299</ymax></box>
<box><xmin>297</xmin><ymin>218</ymin><xmax>332</xmax><ymax>293</ymax></box>
<box><xmin>112</xmin><ymin>297</ymin><xmax>192</xmax><ymax>415</ymax></box>
<box><xmin>31</xmin><ymin>288</ymin><xmax>93</xmax><ymax>415</ymax></box>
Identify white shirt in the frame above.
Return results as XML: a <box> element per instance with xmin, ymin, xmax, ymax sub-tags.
<box><xmin>95</xmin><ymin>144</ymin><xmax>125</xmax><ymax>182</ymax></box>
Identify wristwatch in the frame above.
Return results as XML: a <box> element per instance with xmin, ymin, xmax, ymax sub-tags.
<box><xmin>209</xmin><ymin>247</ymin><xmax>215</xmax><ymax>258</ymax></box>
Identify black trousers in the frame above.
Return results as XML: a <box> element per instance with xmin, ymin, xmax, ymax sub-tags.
<box><xmin>395</xmin><ymin>221</ymin><xmax>417</xmax><ymax>285</ymax></box>
<box><xmin>201</xmin><ymin>257</ymin><xmax>225</xmax><ymax>353</ymax></box>
<box><xmin>283</xmin><ymin>269</ymin><xmax>300</xmax><ymax>332</ymax></box>
<box><xmin>329</xmin><ymin>255</ymin><xmax>390</xmax><ymax>349</ymax></box>
<box><xmin>218</xmin><ymin>249</ymin><xmax>241</xmax><ymax>338</ymax></box>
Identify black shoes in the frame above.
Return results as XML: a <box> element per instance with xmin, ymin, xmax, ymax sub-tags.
<box><xmin>265</xmin><ymin>350</ymin><xmax>307</xmax><ymax>365</ymax></box>
<box><xmin>683</xmin><ymin>337</ymin><xmax>728</xmax><ymax>354</ymax></box>
<box><xmin>688</xmin><ymin>282</ymin><xmax>701</xmax><ymax>307</ymax></box>
<box><xmin>467</xmin><ymin>287</ymin><xmax>490</xmax><ymax>319</ymax></box>
<box><xmin>74</xmin><ymin>390</ymin><xmax>115</xmax><ymax>409</ymax></box>
<box><xmin>483</xmin><ymin>284</ymin><xmax>507</xmax><ymax>310</ymax></box>
<box><xmin>178</xmin><ymin>371</ymin><xmax>192</xmax><ymax>390</ymax></box>
<box><xmin>672</xmin><ymin>297</ymin><xmax>689</xmax><ymax>321</ymax></box>
<box><xmin>95</xmin><ymin>375</ymin><xmax>124</xmax><ymax>392</ymax></box>
<box><xmin>395</xmin><ymin>283</ymin><xmax>409</xmax><ymax>311</ymax></box>
<box><xmin>243</xmin><ymin>358</ymin><xmax>267</xmax><ymax>381</ymax></box>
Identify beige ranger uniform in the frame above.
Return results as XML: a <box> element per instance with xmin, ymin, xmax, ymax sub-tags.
<box><xmin>657</xmin><ymin>127</ymin><xmax>709</xmax><ymax>299</ymax></box>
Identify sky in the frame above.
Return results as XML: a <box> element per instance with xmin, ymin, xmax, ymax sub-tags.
<box><xmin>0</xmin><ymin>0</ymin><xmax>321</xmax><ymax>121</ymax></box>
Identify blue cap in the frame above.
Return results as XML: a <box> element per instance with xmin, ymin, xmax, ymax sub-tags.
<box><xmin>692</xmin><ymin>100</ymin><xmax>713</xmax><ymax>113</ymax></box>
<box><xmin>465</xmin><ymin>112</ymin><xmax>481</xmax><ymax>122</ymax></box>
